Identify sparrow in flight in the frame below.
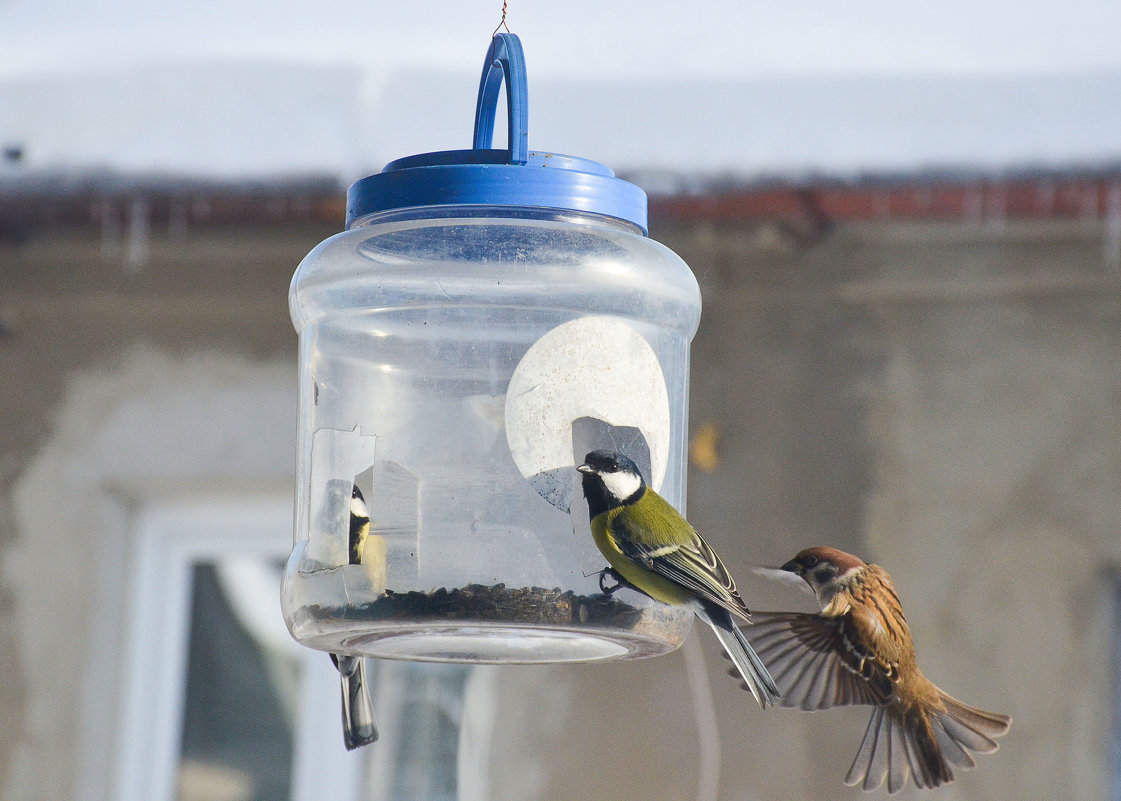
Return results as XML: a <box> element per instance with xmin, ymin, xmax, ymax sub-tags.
<box><xmin>745</xmin><ymin>546</ymin><xmax>1010</xmax><ymax>793</ymax></box>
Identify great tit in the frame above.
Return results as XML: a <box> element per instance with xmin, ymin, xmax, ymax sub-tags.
<box><xmin>347</xmin><ymin>484</ymin><xmax>386</xmax><ymax>589</ymax></box>
<box><xmin>329</xmin><ymin>485</ymin><xmax>379</xmax><ymax>750</ymax></box>
<box><xmin>578</xmin><ymin>450</ymin><xmax>780</xmax><ymax>709</ymax></box>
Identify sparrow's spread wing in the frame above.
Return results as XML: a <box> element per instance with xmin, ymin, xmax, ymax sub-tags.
<box><xmin>739</xmin><ymin>612</ymin><xmax>895</xmax><ymax>709</ymax></box>
<box><xmin>611</xmin><ymin>506</ymin><xmax>751</xmax><ymax>622</ymax></box>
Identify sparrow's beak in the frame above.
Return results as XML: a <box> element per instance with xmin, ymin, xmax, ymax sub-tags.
<box><xmin>576</xmin><ymin>463</ymin><xmax>594</xmax><ymax>474</ymax></box>
<box><xmin>780</xmin><ymin>559</ymin><xmax>801</xmax><ymax>574</ymax></box>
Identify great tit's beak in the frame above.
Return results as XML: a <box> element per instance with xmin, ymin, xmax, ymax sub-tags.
<box><xmin>576</xmin><ymin>463</ymin><xmax>594</xmax><ymax>474</ymax></box>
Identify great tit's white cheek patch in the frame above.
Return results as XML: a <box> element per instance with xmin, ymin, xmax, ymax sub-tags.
<box><xmin>600</xmin><ymin>469</ymin><xmax>642</xmax><ymax>502</ymax></box>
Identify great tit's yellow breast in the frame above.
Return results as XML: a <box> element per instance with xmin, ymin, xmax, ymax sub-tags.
<box><xmin>358</xmin><ymin>531</ymin><xmax>387</xmax><ymax>591</ymax></box>
<box><xmin>591</xmin><ymin>506</ymin><xmax>692</xmax><ymax>607</ymax></box>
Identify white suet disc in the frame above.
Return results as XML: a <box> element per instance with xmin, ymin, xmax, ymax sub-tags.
<box><xmin>505</xmin><ymin>316</ymin><xmax>670</xmax><ymax>511</ymax></box>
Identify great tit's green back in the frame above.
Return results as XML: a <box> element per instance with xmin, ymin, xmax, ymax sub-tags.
<box><xmin>595</xmin><ymin>484</ymin><xmax>752</xmax><ymax>622</ymax></box>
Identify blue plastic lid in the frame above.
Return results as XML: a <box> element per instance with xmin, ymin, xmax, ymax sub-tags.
<box><xmin>346</xmin><ymin>34</ymin><xmax>648</xmax><ymax>234</ymax></box>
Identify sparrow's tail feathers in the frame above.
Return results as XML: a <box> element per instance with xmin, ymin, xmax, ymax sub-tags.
<box><xmin>933</xmin><ymin>690</ymin><xmax>1011</xmax><ymax>756</ymax></box>
<box><xmin>845</xmin><ymin>693</ymin><xmax>1010</xmax><ymax>794</ymax></box>
<box><xmin>843</xmin><ymin>706</ymin><xmax>915</xmax><ymax>794</ymax></box>
<box><xmin>703</xmin><ymin>607</ymin><xmax>780</xmax><ymax>709</ymax></box>
<box><xmin>332</xmin><ymin>654</ymin><xmax>379</xmax><ymax>750</ymax></box>
<box><xmin>844</xmin><ymin>706</ymin><xmax>949</xmax><ymax>793</ymax></box>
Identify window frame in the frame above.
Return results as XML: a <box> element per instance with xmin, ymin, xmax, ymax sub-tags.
<box><xmin>108</xmin><ymin>492</ymin><xmax>364</xmax><ymax>801</ymax></box>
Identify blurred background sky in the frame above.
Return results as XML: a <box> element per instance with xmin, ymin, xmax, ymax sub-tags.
<box><xmin>0</xmin><ymin>0</ymin><xmax>1119</xmax><ymax>181</ymax></box>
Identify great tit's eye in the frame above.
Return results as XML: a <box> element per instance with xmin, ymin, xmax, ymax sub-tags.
<box><xmin>803</xmin><ymin>554</ymin><xmax>819</xmax><ymax>568</ymax></box>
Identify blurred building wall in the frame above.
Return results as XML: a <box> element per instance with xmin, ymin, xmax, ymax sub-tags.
<box><xmin>1</xmin><ymin>179</ymin><xmax>1118</xmax><ymax>800</ymax></box>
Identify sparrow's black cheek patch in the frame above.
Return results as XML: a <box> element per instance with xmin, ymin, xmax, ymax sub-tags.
<box><xmin>814</xmin><ymin>567</ymin><xmax>834</xmax><ymax>585</ymax></box>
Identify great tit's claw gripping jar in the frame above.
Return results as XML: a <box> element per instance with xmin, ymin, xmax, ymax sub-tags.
<box><xmin>282</xmin><ymin>34</ymin><xmax>701</xmax><ymax>664</ymax></box>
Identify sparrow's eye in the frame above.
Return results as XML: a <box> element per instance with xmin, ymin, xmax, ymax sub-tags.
<box><xmin>803</xmin><ymin>554</ymin><xmax>819</xmax><ymax>568</ymax></box>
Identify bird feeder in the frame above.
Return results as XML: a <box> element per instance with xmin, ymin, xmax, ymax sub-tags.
<box><xmin>281</xmin><ymin>34</ymin><xmax>701</xmax><ymax>664</ymax></box>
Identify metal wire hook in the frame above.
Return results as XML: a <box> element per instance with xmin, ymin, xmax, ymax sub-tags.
<box><xmin>491</xmin><ymin>0</ymin><xmax>511</xmax><ymax>36</ymax></box>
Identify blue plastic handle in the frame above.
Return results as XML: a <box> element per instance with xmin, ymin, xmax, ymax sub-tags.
<box><xmin>472</xmin><ymin>33</ymin><xmax>529</xmax><ymax>165</ymax></box>
<box><xmin>347</xmin><ymin>31</ymin><xmax>648</xmax><ymax>232</ymax></box>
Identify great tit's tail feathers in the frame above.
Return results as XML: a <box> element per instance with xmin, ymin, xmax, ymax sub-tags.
<box><xmin>702</xmin><ymin>606</ymin><xmax>780</xmax><ymax>709</ymax></box>
<box><xmin>331</xmin><ymin>654</ymin><xmax>379</xmax><ymax>750</ymax></box>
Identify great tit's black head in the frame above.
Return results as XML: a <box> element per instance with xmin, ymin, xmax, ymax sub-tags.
<box><xmin>781</xmin><ymin>546</ymin><xmax>866</xmax><ymax>595</ymax></box>
<box><xmin>579</xmin><ymin>450</ymin><xmax>641</xmax><ymax>477</ymax></box>
<box><xmin>577</xmin><ymin>450</ymin><xmax>645</xmax><ymax>517</ymax></box>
